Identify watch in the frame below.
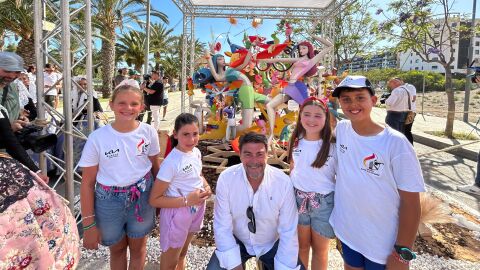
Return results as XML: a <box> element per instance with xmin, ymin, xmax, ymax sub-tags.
<box><xmin>394</xmin><ymin>245</ymin><xmax>417</xmax><ymax>261</ymax></box>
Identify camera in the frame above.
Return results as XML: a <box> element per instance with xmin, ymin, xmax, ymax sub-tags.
<box><xmin>15</xmin><ymin>125</ymin><xmax>57</xmax><ymax>153</ymax></box>
<box><xmin>380</xmin><ymin>92</ymin><xmax>391</xmax><ymax>104</ymax></box>
<box><xmin>143</xmin><ymin>74</ymin><xmax>151</xmax><ymax>82</ymax></box>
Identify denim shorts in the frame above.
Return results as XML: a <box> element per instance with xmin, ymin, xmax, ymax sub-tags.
<box><xmin>94</xmin><ymin>173</ymin><xmax>155</xmax><ymax>246</ymax></box>
<box><xmin>295</xmin><ymin>189</ymin><xmax>335</xmax><ymax>239</ymax></box>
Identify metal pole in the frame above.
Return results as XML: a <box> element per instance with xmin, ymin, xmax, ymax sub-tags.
<box><xmin>464</xmin><ymin>0</ymin><xmax>477</xmax><ymax>122</ymax></box>
<box><xmin>188</xmin><ymin>16</ymin><xmax>195</xmax><ymax>113</ymax></box>
<box><xmin>34</xmin><ymin>0</ymin><xmax>47</xmax><ymax>173</ymax></box>
<box><xmin>144</xmin><ymin>0</ymin><xmax>151</xmax><ymax>74</ymax></box>
<box><xmin>85</xmin><ymin>0</ymin><xmax>94</xmax><ymax>133</ymax></box>
<box><xmin>42</xmin><ymin>1</ymin><xmax>48</xmax><ymax>65</ymax></box>
<box><xmin>61</xmin><ymin>0</ymin><xmax>74</xmax><ymax>211</ymax></box>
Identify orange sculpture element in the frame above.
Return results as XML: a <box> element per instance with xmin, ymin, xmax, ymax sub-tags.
<box><xmin>187</xmin><ymin>77</ymin><xmax>194</xmax><ymax>96</ymax></box>
<box><xmin>228</xmin><ymin>16</ymin><xmax>238</xmax><ymax>26</ymax></box>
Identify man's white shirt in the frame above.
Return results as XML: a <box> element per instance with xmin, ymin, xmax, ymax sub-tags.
<box><xmin>404</xmin><ymin>83</ymin><xmax>417</xmax><ymax>111</ymax></box>
<box><xmin>385</xmin><ymin>85</ymin><xmax>410</xmax><ymax>111</ymax></box>
<box><xmin>213</xmin><ymin>164</ymin><xmax>300</xmax><ymax>270</ymax></box>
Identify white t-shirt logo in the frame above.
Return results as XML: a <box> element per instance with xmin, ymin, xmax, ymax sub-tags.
<box><xmin>136</xmin><ymin>138</ymin><xmax>151</xmax><ymax>155</ymax></box>
<box><xmin>340</xmin><ymin>144</ymin><xmax>348</xmax><ymax>153</ymax></box>
<box><xmin>105</xmin><ymin>148</ymin><xmax>120</xmax><ymax>159</ymax></box>
<box><xmin>361</xmin><ymin>153</ymin><xmax>384</xmax><ymax>176</ymax></box>
<box><xmin>182</xmin><ymin>164</ymin><xmax>193</xmax><ymax>174</ymax></box>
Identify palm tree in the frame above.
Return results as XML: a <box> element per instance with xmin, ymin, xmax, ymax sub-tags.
<box><xmin>92</xmin><ymin>0</ymin><xmax>168</xmax><ymax>97</ymax></box>
<box><xmin>161</xmin><ymin>35</ymin><xmax>206</xmax><ymax>77</ymax></box>
<box><xmin>150</xmin><ymin>23</ymin><xmax>174</xmax><ymax>67</ymax></box>
<box><xmin>116</xmin><ymin>30</ymin><xmax>146</xmax><ymax>72</ymax></box>
<box><xmin>0</xmin><ymin>0</ymin><xmax>35</xmax><ymax>64</ymax></box>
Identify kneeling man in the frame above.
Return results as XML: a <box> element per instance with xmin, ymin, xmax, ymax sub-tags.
<box><xmin>207</xmin><ymin>132</ymin><xmax>304</xmax><ymax>270</ymax></box>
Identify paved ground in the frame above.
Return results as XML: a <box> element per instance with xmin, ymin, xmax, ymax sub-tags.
<box><xmin>74</xmin><ymin>90</ymin><xmax>479</xmax><ymax>268</ymax></box>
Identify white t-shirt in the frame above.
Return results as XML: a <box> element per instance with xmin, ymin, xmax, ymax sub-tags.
<box><xmin>385</xmin><ymin>86</ymin><xmax>409</xmax><ymax>112</ymax></box>
<box><xmin>156</xmin><ymin>147</ymin><xmax>203</xmax><ymax>197</ymax></box>
<box><xmin>163</xmin><ymin>83</ymin><xmax>170</xmax><ymax>99</ymax></box>
<box><xmin>78</xmin><ymin>122</ymin><xmax>160</xmax><ymax>186</ymax></box>
<box><xmin>290</xmin><ymin>139</ymin><xmax>336</xmax><ymax>194</ymax></box>
<box><xmin>330</xmin><ymin>120</ymin><xmax>425</xmax><ymax>264</ymax></box>
<box><xmin>404</xmin><ymin>83</ymin><xmax>416</xmax><ymax>111</ymax></box>
<box><xmin>44</xmin><ymin>72</ymin><xmax>61</xmax><ymax>96</ymax></box>
<box><xmin>27</xmin><ymin>72</ymin><xmax>37</xmax><ymax>103</ymax></box>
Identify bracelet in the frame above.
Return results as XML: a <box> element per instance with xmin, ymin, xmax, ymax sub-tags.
<box><xmin>392</xmin><ymin>251</ymin><xmax>409</xmax><ymax>265</ymax></box>
<box><xmin>183</xmin><ymin>196</ymin><xmax>188</xmax><ymax>207</ymax></box>
<box><xmin>83</xmin><ymin>222</ymin><xmax>96</xmax><ymax>231</ymax></box>
<box><xmin>82</xmin><ymin>214</ymin><xmax>95</xmax><ymax>221</ymax></box>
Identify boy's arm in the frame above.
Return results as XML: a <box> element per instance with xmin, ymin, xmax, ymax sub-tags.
<box><xmin>386</xmin><ymin>190</ymin><xmax>421</xmax><ymax>269</ymax></box>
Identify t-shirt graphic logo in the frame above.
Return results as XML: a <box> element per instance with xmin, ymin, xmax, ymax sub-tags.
<box><xmin>293</xmin><ymin>148</ymin><xmax>301</xmax><ymax>156</ymax></box>
<box><xmin>182</xmin><ymin>164</ymin><xmax>193</xmax><ymax>174</ymax></box>
<box><xmin>340</xmin><ymin>144</ymin><xmax>348</xmax><ymax>153</ymax></box>
<box><xmin>136</xmin><ymin>138</ymin><xmax>151</xmax><ymax>155</ymax></box>
<box><xmin>361</xmin><ymin>153</ymin><xmax>384</xmax><ymax>176</ymax></box>
<box><xmin>105</xmin><ymin>148</ymin><xmax>120</xmax><ymax>158</ymax></box>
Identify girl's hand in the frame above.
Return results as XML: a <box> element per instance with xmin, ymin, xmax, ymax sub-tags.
<box><xmin>186</xmin><ymin>189</ymin><xmax>206</xmax><ymax>206</ymax></box>
<box><xmin>83</xmin><ymin>226</ymin><xmax>101</xmax><ymax>250</ymax></box>
<box><xmin>200</xmin><ymin>185</ymin><xmax>212</xmax><ymax>200</ymax></box>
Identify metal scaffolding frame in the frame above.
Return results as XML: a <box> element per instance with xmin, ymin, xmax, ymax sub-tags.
<box><xmin>34</xmin><ymin>0</ymin><xmax>93</xmax><ymax>212</ymax></box>
<box><xmin>29</xmin><ymin>0</ymin><xmax>347</xmax><ymax>214</ymax></box>
<box><xmin>171</xmin><ymin>0</ymin><xmax>350</xmax><ymax>112</ymax></box>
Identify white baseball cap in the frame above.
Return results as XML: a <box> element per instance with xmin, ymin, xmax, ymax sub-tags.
<box><xmin>332</xmin><ymin>75</ymin><xmax>375</xmax><ymax>97</ymax></box>
<box><xmin>0</xmin><ymin>52</ymin><xmax>24</xmax><ymax>72</ymax></box>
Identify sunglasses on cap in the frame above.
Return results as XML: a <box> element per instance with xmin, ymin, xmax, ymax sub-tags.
<box><xmin>246</xmin><ymin>206</ymin><xmax>256</xmax><ymax>233</ymax></box>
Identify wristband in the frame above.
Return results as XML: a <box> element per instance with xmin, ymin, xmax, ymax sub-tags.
<box><xmin>83</xmin><ymin>222</ymin><xmax>96</xmax><ymax>231</ymax></box>
<box><xmin>392</xmin><ymin>251</ymin><xmax>409</xmax><ymax>265</ymax></box>
<box><xmin>82</xmin><ymin>214</ymin><xmax>95</xmax><ymax>221</ymax></box>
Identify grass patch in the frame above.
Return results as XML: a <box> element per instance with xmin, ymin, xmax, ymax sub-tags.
<box><xmin>425</xmin><ymin>130</ymin><xmax>479</xmax><ymax>140</ymax></box>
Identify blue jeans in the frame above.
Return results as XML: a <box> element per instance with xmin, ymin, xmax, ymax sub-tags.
<box><xmin>341</xmin><ymin>241</ymin><xmax>385</xmax><ymax>270</ymax></box>
<box><xmin>385</xmin><ymin>111</ymin><xmax>408</xmax><ymax>135</ymax></box>
<box><xmin>206</xmin><ymin>238</ymin><xmax>305</xmax><ymax>270</ymax></box>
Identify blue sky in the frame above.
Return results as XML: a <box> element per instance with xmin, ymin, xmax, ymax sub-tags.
<box><xmin>152</xmin><ymin>0</ymin><xmax>480</xmax><ymax>47</ymax></box>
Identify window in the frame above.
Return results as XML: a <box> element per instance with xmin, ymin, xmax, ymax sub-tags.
<box><xmin>476</xmin><ymin>41</ymin><xmax>480</xmax><ymax>46</ymax></box>
<box><xmin>452</xmin><ymin>22</ymin><xmax>457</xmax><ymax>27</ymax></box>
<box><xmin>432</xmin><ymin>57</ymin><xmax>439</xmax><ymax>60</ymax></box>
<box><xmin>410</xmin><ymin>60</ymin><xmax>413</xmax><ymax>64</ymax></box>
<box><xmin>476</xmin><ymin>50</ymin><xmax>480</xmax><ymax>55</ymax></box>
<box><xmin>415</xmin><ymin>59</ymin><xmax>420</xmax><ymax>63</ymax></box>
<box><xmin>432</xmin><ymin>65</ymin><xmax>438</xmax><ymax>70</ymax></box>
<box><xmin>450</xmin><ymin>66</ymin><xmax>454</xmax><ymax>69</ymax></box>
<box><xmin>415</xmin><ymin>67</ymin><xmax>419</xmax><ymax>70</ymax></box>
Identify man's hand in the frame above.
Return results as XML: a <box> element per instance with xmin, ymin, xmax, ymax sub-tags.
<box><xmin>11</xmin><ymin>119</ymin><xmax>28</xmax><ymax>132</ymax></box>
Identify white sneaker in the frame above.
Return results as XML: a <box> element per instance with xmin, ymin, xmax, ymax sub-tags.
<box><xmin>457</xmin><ymin>184</ymin><xmax>480</xmax><ymax>196</ymax></box>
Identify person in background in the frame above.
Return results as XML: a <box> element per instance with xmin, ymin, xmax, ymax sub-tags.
<box><xmin>161</xmin><ymin>76</ymin><xmax>170</xmax><ymax>121</ymax></box>
<box><xmin>114</xmin><ymin>68</ymin><xmax>128</xmax><ymax>89</ymax></box>
<box><xmin>144</xmin><ymin>70</ymin><xmax>164</xmax><ymax>130</ymax></box>
<box><xmin>43</xmin><ymin>63</ymin><xmax>61</xmax><ymax>109</ymax></box>
<box><xmin>385</xmin><ymin>78</ymin><xmax>410</xmax><ymax>136</ymax></box>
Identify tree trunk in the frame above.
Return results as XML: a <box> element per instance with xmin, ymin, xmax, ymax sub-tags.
<box><xmin>444</xmin><ymin>67</ymin><xmax>455</xmax><ymax>138</ymax></box>
<box><xmin>100</xmin><ymin>28</ymin><xmax>116</xmax><ymax>98</ymax></box>
<box><xmin>16</xmin><ymin>38</ymin><xmax>36</xmax><ymax>66</ymax></box>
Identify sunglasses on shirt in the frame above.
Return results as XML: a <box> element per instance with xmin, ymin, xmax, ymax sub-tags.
<box><xmin>246</xmin><ymin>206</ymin><xmax>256</xmax><ymax>233</ymax></box>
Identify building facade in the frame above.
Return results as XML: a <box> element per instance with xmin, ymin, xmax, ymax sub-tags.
<box><xmin>340</xmin><ymin>52</ymin><xmax>398</xmax><ymax>72</ymax></box>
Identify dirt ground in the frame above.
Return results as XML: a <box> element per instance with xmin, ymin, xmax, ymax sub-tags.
<box><xmin>195</xmin><ymin>140</ymin><xmax>480</xmax><ymax>262</ymax></box>
<box><xmin>414</xmin><ymin>88</ymin><xmax>480</xmax><ymax>123</ymax></box>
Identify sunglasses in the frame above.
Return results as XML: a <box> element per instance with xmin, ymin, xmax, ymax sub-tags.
<box><xmin>246</xmin><ymin>206</ymin><xmax>256</xmax><ymax>233</ymax></box>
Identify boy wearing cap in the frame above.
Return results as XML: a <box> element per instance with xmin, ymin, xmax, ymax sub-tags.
<box><xmin>329</xmin><ymin>75</ymin><xmax>425</xmax><ymax>270</ymax></box>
